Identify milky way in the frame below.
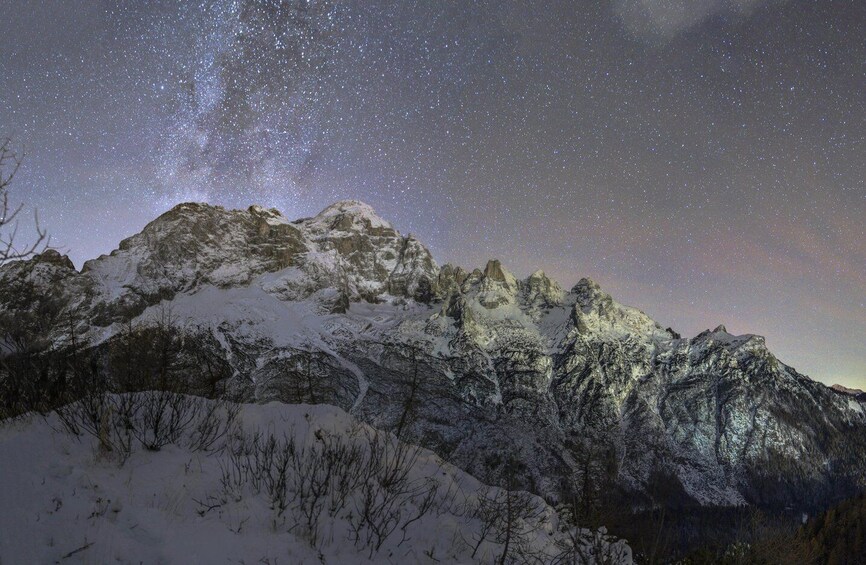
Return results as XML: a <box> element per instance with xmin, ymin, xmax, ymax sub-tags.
<box><xmin>1</xmin><ymin>0</ymin><xmax>864</xmax><ymax>387</ymax></box>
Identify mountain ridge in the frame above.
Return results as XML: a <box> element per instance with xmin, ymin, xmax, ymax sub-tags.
<box><xmin>2</xmin><ymin>199</ymin><xmax>865</xmax><ymax>515</ymax></box>
<box><xmin>48</xmin><ymin>201</ymin><xmax>784</xmax><ymax>355</ymax></box>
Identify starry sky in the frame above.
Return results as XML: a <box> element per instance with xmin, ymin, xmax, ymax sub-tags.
<box><xmin>1</xmin><ymin>0</ymin><xmax>864</xmax><ymax>388</ymax></box>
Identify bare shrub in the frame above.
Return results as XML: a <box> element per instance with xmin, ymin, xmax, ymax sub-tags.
<box><xmin>467</xmin><ymin>485</ymin><xmax>548</xmax><ymax>563</ymax></box>
<box><xmin>349</xmin><ymin>433</ymin><xmax>429</xmax><ymax>554</ymax></box>
<box><xmin>464</xmin><ymin>457</ymin><xmax>552</xmax><ymax>564</ymax></box>
<box><xmin>126</xmin><ymin>391</ymin><xmax>203</xmax><ymax>451</ymax></box>
<box><xmin>187</xmin><ymin>400</ymin><xmax>240</xmax><ymax>452</ymax></box>
<box><xmin>215</xmin><ymin>423</ymin><xmax>442</xmax><ymax>554</ymax></box>
<box><xmin>55</xmin><ymin>392</ymin><xmax>238</xmax><ymax>462</ymax></box>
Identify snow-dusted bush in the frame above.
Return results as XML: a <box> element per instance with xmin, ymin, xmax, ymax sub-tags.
<box><xmin>54</xmin><ymin>391</ymin><xmax>239</xmax><ymax>461</ymax></box>
<box><xmin>216</xmin><ymin>422</ymin><xmax>448</xmax><ymax>555</ymax></box>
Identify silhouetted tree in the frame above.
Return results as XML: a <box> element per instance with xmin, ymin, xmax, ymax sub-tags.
<box><xmin>0</xmin><ymin>137</ymin><xmax>47</xmax><ymax>263</ymax></box>
<box><xmin>394</xmin><ymin>341</ymin><xmax>423</xmax><ymax>440</ymax></box>
<box><xmin>469</xmin><ymin>457</ymin><xmax>547</xmax><ymax>563</ymax></box>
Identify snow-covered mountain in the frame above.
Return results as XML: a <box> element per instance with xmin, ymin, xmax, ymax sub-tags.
<box><xmin>2</xmin><ymin>200</ymin><xmax>865</xmax><ymax>514</ymax></box>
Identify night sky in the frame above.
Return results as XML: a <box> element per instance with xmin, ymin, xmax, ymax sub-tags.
<box><xmin>1</xmin><ymin>1</ymin><xmax>863</xmax><ymax>388</ymax></box>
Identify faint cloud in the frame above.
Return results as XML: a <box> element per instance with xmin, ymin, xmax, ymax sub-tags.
<box><xmin>614</xmin><ymin>0</ymin><xmax>786</xmax><ymax>41</ymax></box>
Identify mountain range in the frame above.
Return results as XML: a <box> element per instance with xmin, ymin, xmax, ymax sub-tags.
<box><xmin>2</xmin><ymin>199</ymin><xmax>864</xmax><ymax>517</ymax></box>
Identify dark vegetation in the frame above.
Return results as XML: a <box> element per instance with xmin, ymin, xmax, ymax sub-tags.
<box><xmin>668</xmin><ymin>493</ymin><xmax>866</xmax><ymax>564</ymax></box>
<box><xmin>566</xmin><ymin>461</ymin><xmax>865</xmax><ymax>563</ymax></box>
<box><xmin>800</xmin><ymin>492</ymin><xmax>866</xmax><ymax>564</ymax></box>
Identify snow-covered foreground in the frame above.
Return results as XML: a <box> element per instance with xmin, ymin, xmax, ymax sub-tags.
<box><xmin>0</xmin><ymin>397</ymin><xmax>631</xmax><ymax>564</ymax></box>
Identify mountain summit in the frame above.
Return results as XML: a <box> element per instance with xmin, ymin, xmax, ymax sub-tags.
<box><xmin>2</xmin><ymin>200</ymin><xmax>865</xmax><ymax>514</ymax></box>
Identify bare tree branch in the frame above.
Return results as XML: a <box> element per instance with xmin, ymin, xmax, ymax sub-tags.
<box><xmin>0</xmin><ymin>136</ymin><xmax>48</xmax><ymax>263</ymax></box>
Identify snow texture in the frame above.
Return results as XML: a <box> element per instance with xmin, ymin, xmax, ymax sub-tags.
<box><xmin>0</xmin><ymin>400</ymin><xmax>631</xmax><ymax>564</ymax></box>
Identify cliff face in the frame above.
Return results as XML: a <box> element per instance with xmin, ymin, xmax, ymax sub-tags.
<box><xmin>2</xmin><ymin>200</ymin><xmax>865</xmax><ymax>512</ymax></box>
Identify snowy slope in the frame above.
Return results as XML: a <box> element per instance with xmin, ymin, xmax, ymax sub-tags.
<box><xmin>0</xmin><ymin>399</ymin><xmax>631</xmax><ymax>564</ymax></box>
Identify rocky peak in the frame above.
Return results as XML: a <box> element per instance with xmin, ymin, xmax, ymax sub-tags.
<box><xmin>60</xmin><ymin>200</ymin><xmax>444</xmax><ymax>326</ymax></box>
<box><xmin>483</xmin><ymin>259</ymin><xmax>508</xmax><ymax>283</ymax></box>
<box><xmin>527</xmin><ymin>268</ymin><xmax>549</xmax><ymax>281</ymax></box>
<box><xmin>33</xmin><ymin>249</ymin><xmax>75</xmax><ymax>271</ymax></box>
<box><xmin>113</xmin><ymin>202</ymin><xmax>232</xmax><ymax>252</ymax></box>
<box><xmin>465</xmin><ymin>268</ymin><xmax>484</xmax><ymax>287</ymax></box>
<box><xmin>690</xmin><ymin>326</ymin><xmax>774</xmax><ymax>370</ymax></box>
<box><xmin>257</xmin><ymin>200</ymin><xmax>440</xmax><ymax>303</ymax></box>
<box><xmin>73</xmin><ymin>202</ymin><xmax>311</xmax><ymax>324</ymax></box>
<box><xmin>249</xmin><ymin>205</ymin><xmax>292</xmax><ymax>233</ymax></box>
<box><xmin>568</xmin><ymin>277</ymin><xmax>666</xmax><ymax>340</ymax></box>
<box><xmin>520</xmin><ymin>269</ymin><xmax>564</xmax><ymax>310</ymax></box>
<box><xmin>694</xmin><ymin>326</ymin><xmax>763</xmax><ymax>347</ymax></box>
<box><xmin>443</xmin><ymin>293</ymin><xmax>476</xmax><ymax>331</ymax></box>
<box><xmin>571</xmin><ymin>277</ymin><xmax>611</xmax><ymax>310</ymax></box>
<box><xmin>386</xmin><ymin>234</ymin><xmax>439</xmax><ymax>303</ymax></box>
<box><xmin>477</xmin><ymin>259</ymin><xmax>518</xmax><ymax>308</ymax></box>
<box><xmin>300</xmin><ymin>200</ymin><xmax>394</xmax><ymax>237</ymax></box>
<box><xmin>0</xmin><ymin>249</ymin><xmax>78</xmax><ymax>299</ymax></box>
<box><xmin>437</xmin><ymin>264</ymin><xmax>470</xmax><ymax>298</ymax></box>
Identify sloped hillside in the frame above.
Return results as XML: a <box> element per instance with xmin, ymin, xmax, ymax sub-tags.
<box><xmin>0</xmin><ymin>397</ymin><xmax>631</xmax><ymax>564</ymax></box>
